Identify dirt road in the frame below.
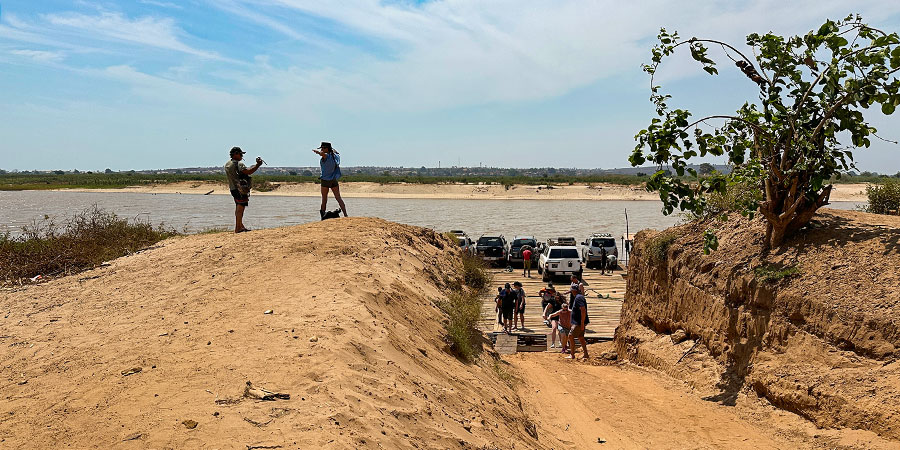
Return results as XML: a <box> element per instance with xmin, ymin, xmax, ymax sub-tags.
<box><xmin>507</xmin><ymin>346</ymin><xmax>899</xmax><ymax>450</ymax></box>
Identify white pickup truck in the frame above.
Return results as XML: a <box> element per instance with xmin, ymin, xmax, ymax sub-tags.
<box><xmin>538</xmin><ymin>241</ymin><xmax>582</xmax><ymax>281</ymax></box>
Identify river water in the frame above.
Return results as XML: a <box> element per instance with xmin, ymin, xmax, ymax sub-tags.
<box><xmin>0</xmin><ymin>191</ymin><xmax>863</xmax><ymax>245</ymax></box>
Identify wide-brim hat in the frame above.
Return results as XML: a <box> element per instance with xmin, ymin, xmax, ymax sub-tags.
<box><xmin>317</xmin><ymin>142</ymin><xmax>333</xmax><ymax>150</ymax></box>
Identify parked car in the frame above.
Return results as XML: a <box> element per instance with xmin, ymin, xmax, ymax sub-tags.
<box><xmin>475</xmin><ymin>235</ymin><xmax>507</xmax><ymax>266</ymax></box>
<box><xmin>581</xmin><ymin>233</ymin><xmax>618</xmax><ymax>269</ymax></box>
<box><xmin>450</xmin><ymin>230</ymin><xmax>475</xmax><ymax>254</ymax></box>
<box><xmin>538</xmin><ymin>241</ymin><xmax>582</xmax><ymax>281</ymax></box>
<box><xmin>507</xmin><ymin>236</ymin><xmax>537</xmax><ymax>267</ymax></box>
<box><xmin>552</xmin><ymin>236</ymin><xmax>577</xmax><ymax>246</ymax></box>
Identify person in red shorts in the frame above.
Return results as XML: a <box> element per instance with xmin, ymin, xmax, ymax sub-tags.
<box><xmin>522</xmin><ymin>246</ymin><xmax>533</xmax><ymax>277</ymax></box>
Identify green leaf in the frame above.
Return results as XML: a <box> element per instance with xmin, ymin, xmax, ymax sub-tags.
<box><xmin>883</xmin><ymin>102</ymin><xmax>896</xmax><ymax>115</ymax></box>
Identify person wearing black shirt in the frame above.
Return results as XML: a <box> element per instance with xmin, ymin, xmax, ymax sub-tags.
<box><xmin>568</xmin><ymin>287</ymin><xmax>590</xmax><ymax>359</ymax></box>
<box><xmin>500</xmin><ymin>283</ymin><xmax>516</xmax><ymax>334</ymax></box>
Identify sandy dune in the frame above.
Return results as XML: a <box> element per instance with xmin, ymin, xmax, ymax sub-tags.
<box><xmin>1</xmin><ymin>219</ymin><xmax>538</xmax><ymax>449</ymax></box>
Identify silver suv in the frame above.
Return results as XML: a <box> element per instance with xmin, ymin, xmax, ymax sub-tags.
<box><xmin>450</xmin><ymin>230</ymin><xmax>475</xmax><ymax>254</ymax></box>
<box><xmin>581</xmin><ymin>233</ymin><xmax>618</xmax><ymax>269</ymax></box>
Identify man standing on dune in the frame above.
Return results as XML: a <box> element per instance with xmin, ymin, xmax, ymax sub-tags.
<box><xmin>225</xmin><ymin>146</ymin><xmax>263</xmax><ymax>233</ymax></box>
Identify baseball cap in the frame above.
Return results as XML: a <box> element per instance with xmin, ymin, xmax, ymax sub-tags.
<box><xmin>230</xmin><ymin>146</ymin><xmax>246</xmax><ymax>156</ymax></box>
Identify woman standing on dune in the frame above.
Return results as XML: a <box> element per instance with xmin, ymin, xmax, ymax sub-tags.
<box><xmin>313</xmin><ymin>141</ymin><xmax>348</xmax><ymax>219</ymax></box>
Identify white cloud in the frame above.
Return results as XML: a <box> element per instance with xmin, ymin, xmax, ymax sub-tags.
<box><xmin>0</xmin><ymin>13</ymin><xmax>91</xmax><ymax>51</ymax></box>
<box><xmin>210</xmin><ymin>0</ymin><xmax>662</xmax><ymax>112</ymax></box>
<box><xmin>101</xmin><ymin>65</ymin><xmax>258</xmax><ymax>108</ymax></box>
<box><xmin>9</xmin><ymin>49</ymin><xmax>65</xmax><ymax>62</ymax></box>
<box><xmin>209</xmin><ymin>0</ymin><xmax>900</xmax><ymax>114</ymax></box>
<box><xmin>139</xmin><ymin>0</ymin><xmax>184</xmax><ymax>9</ymax></box>
<box><xmin>43</xmin><ymin>11</ymin><xmax>221</xmax><ymax>59</ymax></box>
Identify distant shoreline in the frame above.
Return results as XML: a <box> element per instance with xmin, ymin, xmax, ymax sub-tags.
<box><xmin>43</xmin><ymin>181</ymin><xmax>870</xmax><ymax>202</ymax></box>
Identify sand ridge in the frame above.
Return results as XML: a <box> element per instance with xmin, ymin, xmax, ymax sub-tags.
<box><xmin>1</xmin><ymin>218</ymin><xmax>541</xmax><ymax>449</ymax></box>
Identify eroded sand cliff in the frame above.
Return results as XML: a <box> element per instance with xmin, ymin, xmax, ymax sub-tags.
<box><xmin>617</xmin><ymin>208</ymin><xmax>900</xmax><ymax>441</ymax></box>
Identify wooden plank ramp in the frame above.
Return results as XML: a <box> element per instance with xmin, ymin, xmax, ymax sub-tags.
<box><xmin>480</xmin><ymin>267</ymin><xmax>627</xmax><ymax>351</ymax></box>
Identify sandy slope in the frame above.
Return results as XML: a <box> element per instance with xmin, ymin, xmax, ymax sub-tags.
<box><xmin>52</xmin><ymin>181</ymin><xmax>870</xmax><ymax>202</ymax></box>
<box><xmin>0</xmin><ymin>218</ymin><xmax>539</xmax><ymax>449</ymax></box>
<box><xmin>510</xmin><ymin>345</ymin><xmax>900</xmax><ymax>450</ymax></box>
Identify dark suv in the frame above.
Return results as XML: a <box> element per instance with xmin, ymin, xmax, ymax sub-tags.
<box><xmin>507</xmin><ymin>236</ymin><xmax>537</xmax><ymax>267</ymax></box>
<box><xmin>475</xmin><ymin>235</ymin><xmax>507</xmax><ymax>266</ymax></box>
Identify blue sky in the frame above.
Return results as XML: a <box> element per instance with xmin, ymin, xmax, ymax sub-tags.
<box><xmin>1</xmin><ymin>1</ymin><xmax>899</xmax><ymax>172</ymax></box>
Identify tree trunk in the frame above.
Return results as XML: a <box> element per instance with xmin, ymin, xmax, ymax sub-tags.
<box><xmin>760</xmin><ymin>184</ymin><xmax>832</xmax><ymax>248</ymax></box>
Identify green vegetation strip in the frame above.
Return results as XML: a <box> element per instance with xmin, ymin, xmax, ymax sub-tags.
<box><xmin>435</xmin><ymin>251</ymin><xmax>493</xmax><ymax>362</ymax></box>
<box><xmin>0</xmin><ymin>207</ymin><xmax>178</xmax><ymax>286</ymax></box>
<box><xmin>2</xmin><ymin>171</ymin><xmax>889</xmax><ymax>192</ymax></box>
<box><xmin>0</xmin><ymin>172</ymin><xmax>654</xmax><ymax>190</ymax></box>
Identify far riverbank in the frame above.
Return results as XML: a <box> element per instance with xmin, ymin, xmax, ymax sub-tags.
<box><xmin>50</xmin><ymin>181</ymin><xmax>870</xmax><ymax>202</ymax></box>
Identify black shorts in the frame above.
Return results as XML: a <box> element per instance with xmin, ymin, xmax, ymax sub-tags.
<box><xmin>320</xmin><ymin>179</ymin><xmax>339</xmax><ymax>188</ymax></box>
<box><xmin>230</xmin><ymin>188</ymin><xmax>249</xmax><ymax>206</ymax></box>
<box><xmin>502</xmin><ymin>307</ymin><xmax>514</xmax><ymax>321</ymax></box>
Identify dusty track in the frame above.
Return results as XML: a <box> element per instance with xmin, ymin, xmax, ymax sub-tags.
<box><xmin>510</xmin><ymin>345</ymin><xmax>900</xmax><ymax>450</ymax></box>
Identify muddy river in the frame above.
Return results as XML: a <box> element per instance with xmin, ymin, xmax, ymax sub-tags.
<box><xmin>0</xmin><ymin>191</ymin><xmax>862</xmax><ymax>246</ymax></box>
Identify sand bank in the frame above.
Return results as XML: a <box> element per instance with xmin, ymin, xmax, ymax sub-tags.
<box><xmin>53</xmin><ymin>181</ymin><xmax>870</xmax><ymax>202</ymax></box>
<box><xmin>1</xmin><ymin>219</ymin><xmax>538</xmax><ymax>448</ymax></box>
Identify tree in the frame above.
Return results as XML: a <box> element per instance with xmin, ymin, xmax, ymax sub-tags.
<box><xmin>699</xmin><ymin>163</ymin><xmax>716</xmax><ymax>175</ymax></box>
<box><xmin>631</xmin><ymin>15</ymin><xmax>900</xmax><ymax>248</ymax></box>
<box><xmin>105</xmin><ymin>168</ymin><xmax>113</xmax><ymax>174</ymax></box>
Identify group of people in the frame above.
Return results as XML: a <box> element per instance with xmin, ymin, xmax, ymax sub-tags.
<box><xmin>494</xmin><ymin>275</ymin><xmax>590</xmax><ymax>359</ymax></box>
<box><xmin>224</xmin><ymin>142</ymin><xmax>349</xmax><ymax>233</ymax></box>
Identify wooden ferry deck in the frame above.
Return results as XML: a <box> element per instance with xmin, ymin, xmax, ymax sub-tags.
<box><xmin>479</xmin><ymin>267</ymin><xmax>627</xmax><ymax>349</ymax></box>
